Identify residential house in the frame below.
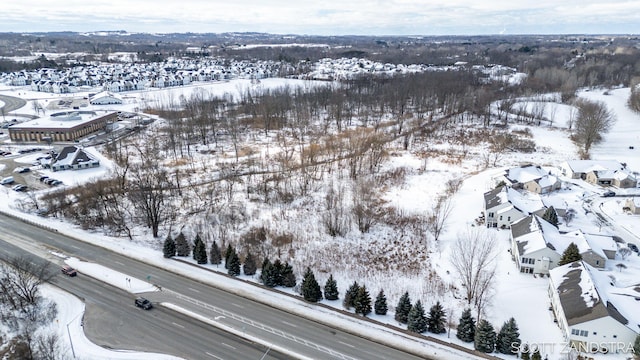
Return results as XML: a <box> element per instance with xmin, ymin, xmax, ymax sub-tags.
<box><xmin>561</xmin><ymin>160</ymin><xmax>624</xmax><ymax>180</ymax></box>
<box><xmin>523</xmin><ymin>175</ymin><xmax>562</xmax><ymax>194</ymax></box>
<box><xmin>549</xmin><ymin>262</ymin><xmax>640</xmax><ymax>353</ymax></box>
<box><xmin>90</xmin><ymin>91</ymin><xmax>123</xmax><ymax>105</ymax></box>
<box><xmin>624</xmin><ymin>198</ymin><xmax>640</xmax><ymax>214</ymax></box>
<box><xmin>483</xmin><ymin>186</ymin><xmax>545</xmax><ymax>228</ymax></box>
<box><xmin>510</xmin><ymin>215</ymin><xmax>614</xmax><ymax>274</ymax></box>
<box><xmin>498</xmin><ymin>164</ymin><xmax>550</xmax><ymax>189</ymax></box>
<box><xmin>50</xmin><ymin>146</ymin><xmax>100</xmax><ymax>171</ymax></box>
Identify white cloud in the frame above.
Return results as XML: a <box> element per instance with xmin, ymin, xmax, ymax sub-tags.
<box><xmin>3</xmin><ymin>0</ymin><xmax>640</xmax><ymax>35</ymax></box>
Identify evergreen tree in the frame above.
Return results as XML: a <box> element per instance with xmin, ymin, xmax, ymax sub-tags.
<box><xmin>394</xmin><ymin>291</ymin><xmax>412</xmax><ymax>324</ymax></box>
<box><xmin>193</xmin><ymin>238</ymin><xmax>208</xmax><ymax>264</ymax></box>
<box><xmin>353</xmin><ymin>285</ymin><xmax>372</xmax><ymax>316</ymax></box>
<box><xmin>520</xmin><ymin>344</ymin><xmax>530</xmax><ymax>360</ymax></box>
<box><xmin>224</xmin><ymin>244</ymin><xmax>234</xmax><ymax>269</ymax></box>
<box><xmin>474</xmin><ymin>319</ymin><xmax>496</xmax><ymax>353</ymax></box>
<box><xmin>175</xmin><ymin>232</ymin><xmax>190</xmax><ymax>256</ymax></box>
<box><xmin>162</xmin><ymin>233</ymin><xmax>176</xmax><ymax>258</ymax></box>
<box><xmin>227</xmin><ymin>251</ymin><xmax>241</xmax><ymax>276</ymax></box>
<box><xmin>301</xmin><ymin>267</ymin><xmax>322</xmax><ymax>302</ymax></box>
<box><xmin>427</xmin><ymin>301</ymin><xmax>447</xmax><ymax>334</ymax></box>
<box><xmin>343</xmin><ymin>281</ymin><xmax>360</xmax><ymax>310</ymax></box>
<box><xmin>407</xmin><ymin>300</ymin><xmax>427</xmax><ymax>333</ymax></box>
<box><xmin>281</xmin><ymin>262</ymin><xmax>296</xmax><ymax>287</ymax></box>
<box><xmin>273</xmin><ymin>259</ymin><xmax>284</xmax><ymax>286</ymax></box>
<box><xmin>531</xmin><ymin>347</ymin><xmax>542</xmax><ymax>360</ymax></box>
<box><xmin>192</xmin><ymin>234</ymin><xmax>203</xmax><ymax>260</ymax></box>
<box><xmin>243</xmin><ymin>252</ymin><xmax>257</xmax><ymax>276</ymax></box>
<box><xmin>496</xmin><ymin>317</ymin><xmax>521</xmax><ymax>355</ymax></box>
<box><xmin>456</xmin><ymin>308</ymin><xmax>476</xmax><ymax>343</ymax></box>
<box><xmin>324</xmin><ymin>274</ymin><xmax>339</xmax><ymax>301</ymax></box>
<box><xmin>542</xmin><ymin>206</ymin><xmax>559</xmax><ymax>227</ymax></box>
<box><xmin>633</xmin><ymin>334</ymin><xmax>640</xmax><ymax>357</ymax></box>
<box><xmin>374</xmin><ymin>289</ymin><xmax>388</xmax><ymax>315</ymax></box>
<box><xmin>209</xmin><ymin>241</ymin><xmax>222</xmax><ymax>265</ymax></box>
<box><xmin>558</xmin><ymin>242</ymin><xmax>582</xmax><ymax>266</ymax></box>
<box><xmin>260</xmin><ymin>259</ymin><xmax>278</xmax><ymax>287</ymax></box>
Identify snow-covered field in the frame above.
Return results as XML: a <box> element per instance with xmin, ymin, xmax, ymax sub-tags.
<box><xmin>1</xmin><ymin>81</ymin><xmax>639</xmax><ymax>360</ymax></box>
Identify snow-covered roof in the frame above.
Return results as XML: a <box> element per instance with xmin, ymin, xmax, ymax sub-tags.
<box><xmin>551</xmin><ymin>261</ymin><xmax>640</xmax><ymax>333</ymax></box>
<box><xmin>54</xmin><ymin>146</ymin><xmax>99</xmax><ymax>167</ymax></box>
<box><xmin>506</xmin><ymin>187</ymin><xmax>544</xmax><ymax>214</ymax></box>
<box><xmin>10</xmin><ymin>111</ymin><xmax>113</xmax><ymax>129</ymax></box>
<box><xmin>506</xmin><ymin>165</ymin><xmax>548</xmax><ymax>184</ymax></box>
<box><xmin>563</xmin><ymin>160</ymin><xmax>624</xmax><ymax>174</ymax></box>
<box><xmin>536</xmin><ymin>175</ymin><xmax>559</xmax><ymax>188</ymax></box>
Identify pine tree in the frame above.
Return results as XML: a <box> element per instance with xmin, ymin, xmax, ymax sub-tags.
<box><xmin>175</xmin><ymin>232</ymin><xmax>190</xmax><ymax>256</ymax></box>
<box><xmin>474</xmin><ymin>319</ymin><xmax>496</xmax><ymax>353</ymax></box>
<box><xmin>243</xmin><ymin>252</ymin><xmax>257</xmax><ymax>276</ymax></box>
<box><xmin>343</xmin><ymin>281</ymin><xmax>360</xmax><ymax>310</ymax></box>
<box><xmin>227</xmin><ymin>251</ymin><xmax>241</xmax><ymax>276</ymax></box>
<box><xmin>224</xmin><ymin>244</ymin><xmax>234</xmax><ymax>269</ymax></box>
<box><xmin>531</xmin><ymin>347</ymin><xmax>542</xmax><ymax>360</ymax></box>
<box><xmin>162</xmin><ymin>233</ymin><xmax>176</xmax><ymax>258</ymax></box>
<box><xmin>281</xmin><ymin>262</ymin><xmax>296</xmax><ymax>287</ymax></box>
<box><xmin>209</xmin><ymin>241</ymin><xmax>222</xmax><ymax>265</ymax></box>
<box><xmin>193</xmin><ymin>238</ymin><xmax>208</xmax><ymax>264</ymax></box>
<box><xmin>324</xmin><ymin>274</ymin><xmax>339</xmax><ymax>301</ymax></box>
<box><xmin>542</xmin><ymin>206</ymin><xmax>559</xmax><ymax>227</ymax></box>
<box><xmin>427</xmin><ymin>301</ymin><xmax>447</xmax><ymax>334</ymax></box>
<box><xmin>558</xmin><ymin>242</ymin><xmax>582</xmax><ymax>266</ymax></box>
<box><xmin>456</xmin><ymin>308</ymin><xmax>476</xmax><ymax>343</ymax></box>
<box><xmin>633</xmin><ymin>334</ymin><xmax>640</xmax><ymax>357</ymax></box>
<box><xmin>260</xmin><ymin>258</ymin><xmax>277</xmax><ymax>287</ymax></box>
<box><xmin>394</xmin><ymin>291</ymin><xmax>412</xmax><ymax>324</ymax></box>
<box><xmin>407</xmin><ymin>300</ymin><xmax>427</xmax><ymax>333</ymax></box>
<box><xmin>374</xmin><ymin>289</ymin><xmax>388</xmax><ymax>315</ymax></box>
<box><xmin>496</xmin><ymin>317</ymin><xmax>521</xmax><ymax>355</ymax></box>
<box><xmin>301</xmin><ymin>267</ymin><xmax>322</xmax><ymax>302</ymax></box>
<box><xmin>520</xmin><ymin>344</ymin><xmax>530</xmax><ymax>360</ymax></box>
<box><xmin>192</xmin><ymin>234</ymin><xmax>203</xmax><ymax>261</ymax></box>
<box><xmin>273</xmin><ymin>259</ymin><xmax>284</xmax><ymax>286</ymax></box>
<box><xmin>353</xmin><ymin>285</ymin><xmax>372</xmax><ymax>316</ymax></box>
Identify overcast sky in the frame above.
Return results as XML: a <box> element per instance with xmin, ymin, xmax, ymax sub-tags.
<box><xmin>4</xmin><ymin>0</ymin><xmax>640</xmax><ymax>35</ymax></box>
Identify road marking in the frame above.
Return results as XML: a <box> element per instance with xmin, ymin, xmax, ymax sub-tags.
<box><xmin>205</xmin><ymin>352</ymin><xmax>223</xmax><ymax>359</ymax></box>
<box><xmin>339</xmin><ymin>341</ymin><xmax>356</xmax><ymax>348</ymax></box>
<box><xmin>214</xmin><ymin>316</ymin><xmax>225</xmax><ymax>321</ymax></box>
<box><xmin>172</xmin><ymin>322</ymin><xmax>185</xmax><ymax>329</ymax></box>
<box><xmin>280</xmin><ymin>320</ymin><xmax>298</xmax><ymax>328</ymax></box>
<box><xmin>114</xmin><ymin>261</ymin><xmax>124</xmax><ymax>266</ymax></box>
<box><xmin>230</xmin><ymin>302</ymin><xmax>244</xmax><ymax>309</ymax></box>
<box><xmin>188</xmin><ymin>287</ymin><xmax>200</xmax><ymax>293</ymax></box>
<box><xmin>221</xmin><ymin>342</ymin><xmax>236</xmax><ymax>350</ymax></box>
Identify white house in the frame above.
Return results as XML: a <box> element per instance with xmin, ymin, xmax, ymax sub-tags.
<box><xmin>498</xmin><ymin>164</ymin><xmax>549</xmax><ymax>189</ymax></box>
<box><xmin>484</xmin><ymin>186</ymin><xmax>545</xmax><ymax>228</ymax></box>
<box><xmin>90</xmin><ymin>91</ymin><xmax>123</xmax><ymax>105</ymax></box>
<box><xmin>50</xmin><ymin>146</ymin><xmax>100</xmax><ymax>172</ymax></box>
<box><xmin>560</xmin><ymin>160</ymin><xmax>624</xmax><ymax>180</ymax></box>
<box><xmin>523</xmin><ymin>174</ymin><xmax>562</xmax><ymax>194</ymax></box>
<box><xmin>549</xmin><ymin>262</ymin><xmax>640</xmax><ymax>354</ymax></box>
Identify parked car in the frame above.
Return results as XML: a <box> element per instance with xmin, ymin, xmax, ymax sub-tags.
<box><xmin>135</xmin><ymin>297</ymin><xmax>153</xmax><ymax>310</ymax></box>
<box><xmin>12</xmin><ymin>184</ymin><xmax>27</xmax><ymax>192</ymax></box>
<box><xmin>1</xmin><ymin>176</ymin><xmax>15</xmax><ymax>185</ymax></box>
<box><xmin>628</xmin><ymin>243</ymin><xmax>639</xmax><ymax>253</ymax></box>
<box><xmin>602</xmin><ymin>191</ymin><xmax>616</xmax><ymax>197</ymax></box>
<box><xmin>61</xmin><ymin>265</ymin><xmax>77</xmax><ymax>277</ymax></box>
<box><xmin>14</xmin><ymin>167</ymin><xmax>30</xmax><ymax>173</ymax></box>
<box><xmin>39</xmin><ymin>175</ymin><xmax>49</xmax><ymax>182</ymax></box>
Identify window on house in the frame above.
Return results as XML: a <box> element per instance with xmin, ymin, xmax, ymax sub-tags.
<box><xmin>488</xmin><ymin>212</ymin><xmax>494</xmax><ymax>217</ymax></box>
<box><xmin>571</xmin><ymin>329</ymin><xmax>579</xmax><ymax>335</ymax></box>
<box><xmin>580</xmin><ymin>330</ymin><xmax>588</xmax><ymax>337</ymax></box>
<box><xmin>613</xmin><ymin>335</ymin><xmax>617</xmax><ymax>338</ymax></box>
<box><xmin>499</xmin><ymin>216</ymin><xmax>503</xmax><ymax>220</ymax></box>
<box><xmin>507</xmin><ymin>216</ymin><xmax>511</xmax><ymax>221</ymax></box>
<box><xmin>593</xmin><ymin>332</ymin><xmax>597</xmax><ymax>335</ymax></box>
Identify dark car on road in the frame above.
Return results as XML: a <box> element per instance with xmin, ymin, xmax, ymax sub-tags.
<box><xmin>628</xmin><ymin>243</ymin><xmax>639</xmax><ymax>253</ymax></box>
<box><xmin>61</xmin><ymin>265</ymin><xmax>77</xmax><ymax>277</ymax></box>
<box><xmin>602</xmin><ymin>191</ymin><xmax>616</xmax><ymax>197</ymax></box>
<box><xmin>135</xmin><ymin>297</ymin><xmax>153</xmax><ymax>310</ymax></box>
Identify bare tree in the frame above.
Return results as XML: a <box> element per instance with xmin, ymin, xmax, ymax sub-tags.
<box><xmin>450</xmin><ymin>228</ymin><xmax>499</xmax><ymax>319</ymax></box>
<box><xmin>618</xmin><ymin>247</ymin><xmax>632</xmax><ymax>261</ymax></box>
<box><xmin>572</xmin><ymin>99</ymin><xmax>616</xmax><ymax>155</ymax></box>
<box><xmin>427</xmin><ymin>195</ymin><xmax>453</xmax><ymax>241</ymax></box>
<box><xmin>0</xmin><ymin>256</ymin><xmax>55</xmax><ymax>309</ymax></box>
<box><xmin>322</xmin><ymin>183</ymin><xmax>350</xmax><ymax>237</ymax></box>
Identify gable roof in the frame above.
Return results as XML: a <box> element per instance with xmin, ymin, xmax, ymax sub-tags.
<box><xmin>506</xmin><ymin>165</ymin><xmax>549</xmax><ymax>184</ymax></box>
<box><xmin>54</xmin><ymin>146</ymin><xmax>98</xmax><ymax>167</ymax></box>
<box><xmin>563</xmin><ymin>160</ymin><xmax>624</xmax><ymax>174</ymax></box>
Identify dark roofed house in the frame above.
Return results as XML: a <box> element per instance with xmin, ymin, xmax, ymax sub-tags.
<box><xmin>50</xmin><ymin>146</ymin><xmax>100</xmax><ymax>172</ymax></box>
<box><xmin>549</xmin><ymin>262</ymin><xmax>639</xmax><ymax>354</ymax></box>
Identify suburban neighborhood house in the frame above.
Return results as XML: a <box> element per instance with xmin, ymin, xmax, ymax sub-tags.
<box><xmin>625</xmin><ymin>197</ymin><xmax>640</xmax><ymax>214</ymax></box>
<box><xmin>497</xmin><ymin>164</ymin><xmax>562</xmax><ymax>194</ymax></box>
<box><xmin>89</xmin><ymin>91</ymin><xmax>123</xmax><ymax>105</ymax></box>
<box><xmin>483</xmin><ymin>186</ymin><xmax>545</xmax><ymax>228</ymax></box>
<box><xmin>549</xmin><ymin>261</ymin><xmax>640</xmax><ymax>353</ymax></box>
<box><xmin>510</xmin><ymin>215</ymin><xmax>617</xmax><ymax>274</ymax></box>
<box><xmin>560</xmin><ymin>160</ymin><xmax>636</xmax><ymax>188</ymax></box>
<box><xmin>45</xmin><ymin>146</ymin><xmax>100</xmax><ymax>171</ymax></box>
<box><xmin>7</xmin><ymin>111</ymin><xmax>116</xmax><ymax>143</ymax></box>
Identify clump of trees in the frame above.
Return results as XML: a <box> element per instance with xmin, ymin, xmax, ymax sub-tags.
<box><xmin>571</xmin><ymin>99</ymin><xmax>616</xmax><ymax>157</ymax></box>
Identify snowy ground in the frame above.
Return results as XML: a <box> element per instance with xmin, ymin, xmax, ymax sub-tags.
<box><xmin>1</xmin><ymin>83</ymin><xmax>639</xmax><ymax>359</ymax></box>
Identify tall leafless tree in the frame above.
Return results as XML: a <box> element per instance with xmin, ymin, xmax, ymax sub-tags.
<box><xmin>572</xmin><ymin>99</ymin><xmax>616</xmax><ymax>155</ymax></box>
<box><xmin>449</xmin><ymin>228</ymin><xmax>499</xmax><ymax>319</ymax></box>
